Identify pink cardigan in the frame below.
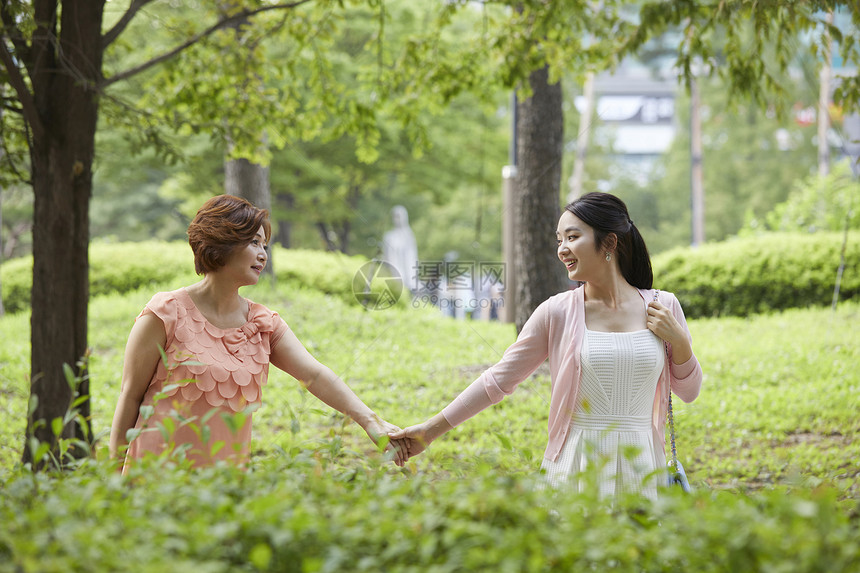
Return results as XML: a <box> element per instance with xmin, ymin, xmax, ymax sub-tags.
<box><xmin>441</xmin><ymin>286</ymin><xmax>702</xmax><ymax>462</ymax></box>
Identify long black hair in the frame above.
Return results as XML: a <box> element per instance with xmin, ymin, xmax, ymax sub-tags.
<box><xmin>565</xmin><ymin>192</ymin><xmax>653</xmax><ymax>289</ymax></box>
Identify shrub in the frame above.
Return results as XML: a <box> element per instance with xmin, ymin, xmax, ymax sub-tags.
<box><xmin>652</xmin><ymin>232</ymin><xmax>860</xmax><ymax>318</ymax></box>
<box><xmin>744</xmin><ymin>161</ymin><xmax>860</xmax><ymax>234</ymax></box>
<box><xmin>0</xmin><ymin>241</ymin><xmax>197</xmax><ymax>314</ymax></box>
<box><xmin>0</xmin><ymin>241</ymin><xmax>390</xmax><ymax>314</ymax></box>
<box><xmin>6</xmin><ymin>232</ymin><xmax>855</xmax><ymax>319</ymax></box>
<box><xmin>0</xmin><ymin>457</ymin><xmax>858</xmax><ymax>572</ymax></box>
<box><xmin>0</xmin><ymin>256</ymin><xmax>32</xmax><ymax>315</ymax></box>
<box><xmin>269</xmin><ymin>248</ymin><xmax>370</xmax><ymax>306</ymax></box>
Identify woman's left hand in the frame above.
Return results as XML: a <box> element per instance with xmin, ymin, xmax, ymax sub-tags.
<box><xmin>646</xmin><ymin>301</ymin><xmax>693</xmax><ymax>364</ymax></box>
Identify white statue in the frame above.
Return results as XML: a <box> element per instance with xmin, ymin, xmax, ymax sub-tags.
<box><xmin>382</xmin><ymin>205</ymin><xmax>419</xmax><ymax>293</ymax></box>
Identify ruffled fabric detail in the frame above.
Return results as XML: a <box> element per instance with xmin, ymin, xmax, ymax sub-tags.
<box><xmin>144</xmin><ymin>290</ymin><xmax>285</xmax><ymax>413</ymax></box>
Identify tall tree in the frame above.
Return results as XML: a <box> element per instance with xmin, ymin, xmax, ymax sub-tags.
<box><xmin>818</xmin><ymin>10</ymin><xmax>834</xmax><ymax>178</ymax></box>
<box><xmin>1</xmin><ymin>1</ymin><xmax>105</xmax><ymax>467</ymax></box>
<box><xmin>409</xmin><ymin>0</ymin><xmax>859</xmax><ymax>325</ymax></box>
<box><xmin>514</xmin><ymin>66</ymin><xmax>568</xmax><ymax>331</ymax></box>
<box><xmin>0</xmin><ymin>0</ymin><xmax>342</xmax><ymax>469</ymax></box>
<box><xmin>0</xmin><ymin>184</ymin><xmax>4</xmax><ymax>318</ymax></box>
<box><xmin>567</xmin><ymin>70</ymin><xmax>595</xmax><ymax>202</ymax></box>
<box><xmin>219</xmin><ymin>2</ymin><xmax>274</xmax><ymax>277</ymax></box>
<box><xmin>378</xmin><ymin>1</ymin><xmax>617</xmax><ymax>327</ymax></box>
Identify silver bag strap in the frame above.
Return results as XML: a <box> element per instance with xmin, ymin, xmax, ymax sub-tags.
<box><xmin>654</xmin><ymin>289</ymin><xmax>680</xmax><ymax>471</ymax></box>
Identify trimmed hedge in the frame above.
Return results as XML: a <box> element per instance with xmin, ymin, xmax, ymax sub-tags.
<box><xmin>0</xmin><ymin>242</ymin><xmax>375</xmax><ymax>314</ymax></box>
<box><xmin>268</xmin><ymin>248</ymin><xmax>375</xmax><ymax>307</ymax></box>
<box><xmin>653</xmin><ymin>232</ymin><xmax>859</xmax><ymax>319</ymax></box>
<box><xmin>4</xmin><ymin>232</ymin><xmax>855</xmax><ymax>318</ymax></box>
<box><xmin>0</xmin><ymin>241</ymin><xmax>198</xmax><ymax>314</ymax></box>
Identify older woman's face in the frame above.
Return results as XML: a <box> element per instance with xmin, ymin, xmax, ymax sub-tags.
<box><xmin>220</xmin><ymin>226</ymin><xmax>268</xmax><ymax>285</ymax></box>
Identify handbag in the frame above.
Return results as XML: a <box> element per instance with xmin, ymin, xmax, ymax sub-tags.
<box><xmin>654</xmin><ymin>290</ymin><xmax>693</xmax><ymax>493</ymax></box>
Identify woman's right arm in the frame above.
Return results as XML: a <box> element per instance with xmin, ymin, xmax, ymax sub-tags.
<box><xmin>108</xmin><ymin>313</ymin><xmax>166</xmax><ymax>462</ymax></box>
<box><xmin>391</xmin><ymin>299</ymin><xmax>552</xmax><ymax>457</ymax></box>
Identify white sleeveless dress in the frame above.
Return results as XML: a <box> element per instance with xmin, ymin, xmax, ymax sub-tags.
<box><xmin>541</xmin><ymin>328</ymin><xmax>665</xmax><ymax>500</ymax></box>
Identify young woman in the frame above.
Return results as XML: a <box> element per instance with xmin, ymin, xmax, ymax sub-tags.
<box><xmin>109</xmin><ymin>195</ymin><xmax>405</xmax><ymax>471</ymax></box>
<box><xmin>392</xmin><ymin>192</ymin><xmax>702</xmax><ymax>499</ymax></box>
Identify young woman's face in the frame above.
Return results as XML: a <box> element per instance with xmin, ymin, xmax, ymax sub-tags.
<box><xmin>222</xmin><ymin>226</ymin><xmax>268</xmax><ymax>285</ymax></box>
<box><xmin>556</xmin><ymin>210</ymin><xmax>604</xmax><ymax>282</ymax></box>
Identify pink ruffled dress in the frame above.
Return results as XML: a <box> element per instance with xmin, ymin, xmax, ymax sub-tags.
<box><xmin>124</xmin><ymin>288</ymin><xmax>288</xmax><ymax>470</ymax></box>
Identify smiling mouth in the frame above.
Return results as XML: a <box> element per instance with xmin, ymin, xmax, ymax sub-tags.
<box><xmin>252</xmin><ymin>265</ymin><xmax>263</xmax><ymax>273</ymax></box>
<box><xmin>563</xmin><ymin>259</ymin><xmax>577</xmax><ymax>270</ymax></box>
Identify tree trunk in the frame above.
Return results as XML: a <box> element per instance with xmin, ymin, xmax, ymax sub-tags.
<box><xmin>0</xmin><ymin>185</ymin><xmax>5</xmax><ymax>317</ymax></box>
<box><xmin>513</xmin><ymin>66</ymin><xmax>568</xmax><ymax>333</ymax></box>
<box><xmin>22</xmin><ymin>1</ymin><xmax>105</xmax><ymax>468</ymax></box>
<box><xmin>689</xmin><ymin>76</ymin><xmax>705</xmax><ymax>247</ymax></box>
<box><xmin>224</xmin><ymin>156</ymin><xmax>274</xmax><ymax>276</ymax></box>
<box><xmin>275</xmin><ymin>192</ymin><xmax>294</xmax><ymax>248</ymax></box>
<box><xmin>818</xmin><ymin>10</ymin><xmax>833</xmax><ymax>178</ymax></box>
<box><xmin>316</xmin><ymin>222</ymin><xmax>339</xmax><ymax>251</ymax></box>
<box><xmin>225</xmin><ymin>157</ymin><xmax>271</xmax><ymax>209</ymax></box>
<box><xmin>219</xmin><ymin>1</ymin><xmax>273</xmax><ymax>276</ymax></box>
<box><xmin>0</xmin><ymin>103</ymin><xmax>4</xmax><ymax>317</ymax></box>
<box><xmin>336</xmin><ymin>219</ymin><xmax>351</xmax><ymax>254</ymax></box>
<box><xmin>567</xmin><ymin>70</ymin><xmax>595</xmax><ymax>202</ymax></box>
<box><xmin>335</xmin><ymin>184</ymin><xmax>361</xmax><ymax>254</ymax></box>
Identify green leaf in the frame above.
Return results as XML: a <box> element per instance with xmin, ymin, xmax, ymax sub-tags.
<box><xmin>158</xmin><ymin>344</ymin><xmax>169</xmax><ymax>367</ymax></box>
<box><xmin>158</xmin><ymin>417</ymin><xmax>175</xmax><ymax>442</ymax></box>
<box><xmin>62</xmin><ymin>363</ymin><xmax>77</xmax><ymax>390</ymax></box>
<box><xmin>29</xmin><ymin>437</ymin><xmax>49</xmax><ymax>463</ymax></box>
<box><xmin>249</xmin><ymin>543</ymin><xmax>272</xmax><ymax>570</ymax></box>
<box><xmin>210</xmin><ymin>441</ymin><xmax>225</xmax><ymax>457</ymax></box>
<box><xmin>375</xmin><ymin>434</ymin><xmax>390</xmax><ymax>452</ymax></box>
<box><xmin>221</xmin><ymin>412</ymin><xmax>247</xmax><ymax>436</ymax></box>
<box><xmin>139</xmin><ymin>405</ymin><xmax>155</xmax><ymax>420</ymax></box>
<box><xmin>125</xmin><ymin>428</ymin><xmax>142</xmax><ymax>443</ymax></box>
<box><xmin>51</xmin><ymin>417</ymin><xmax>64</xmax><ymax>438</ymax></box>
<box><xmin>201</xmin><ymin>408</ymin><xmax>220</xmax><ymax>424</ymax></box>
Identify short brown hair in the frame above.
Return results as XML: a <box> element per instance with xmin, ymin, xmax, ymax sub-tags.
<box><xmin>187</xmin><ymin>195</ymin><xmax>272</xmax><ymax>275</ymax></box>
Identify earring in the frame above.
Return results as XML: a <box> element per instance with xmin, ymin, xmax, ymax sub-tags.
<box><xmin>605</xmin><ymin>252</ymin><xmax>612</xmax><ymax>262</ymax></box>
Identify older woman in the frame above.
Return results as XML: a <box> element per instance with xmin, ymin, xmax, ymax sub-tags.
<box><xmin>110</xmin><ymin>194</ymin><xmax>404</xmax><ymax>471</ymax></box>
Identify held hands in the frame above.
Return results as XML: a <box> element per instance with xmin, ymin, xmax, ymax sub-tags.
<box><xmin>387</xmin><ymin>413</ymin><xmax>452</xmax><ymax>463</ymax></box>
<box><xmin>363</xmin><ymin>415</ymin><xmax>408</xmax><ymax>467</ymax></box>
<box><xmin>388</xmin><ymin>423</ymin><xmax>433</xmax><ymax>460</ymax></box>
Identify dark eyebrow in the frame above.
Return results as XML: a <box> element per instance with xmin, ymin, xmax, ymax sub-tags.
<box><xmin>556</xmin><ymin>226</ymin><xmax>582</xmax><ymax>235</ymax></box>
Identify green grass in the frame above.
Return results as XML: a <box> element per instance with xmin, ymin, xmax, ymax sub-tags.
<box><xmin>1</xmin><ymin>276</ymin><xmax>858</xmax><ymax>498</ymax></box>
<box><xmin>681</xmin><ymin>306</ymin><xmax>860</xmax><ymax>497</ymax></box>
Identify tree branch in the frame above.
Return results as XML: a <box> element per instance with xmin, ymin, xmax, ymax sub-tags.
<box><xmin>101</xmin><ymin>0</ymin><xmax>315</xmax><ymax>88</ymax></box>
<box><xmin>102</xmin><ymin>0</ymin><xmax>157</xmax><ymax>50</ymax></box>
<box><xmin>0</xmin><ymin>1</ymin><xmax>28</xmax><ymax>58</ymax></box>
<box><xmin>0</xmin><ymin>37</ymin><xmax>44</xmax><ymax>141</ymax></box>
